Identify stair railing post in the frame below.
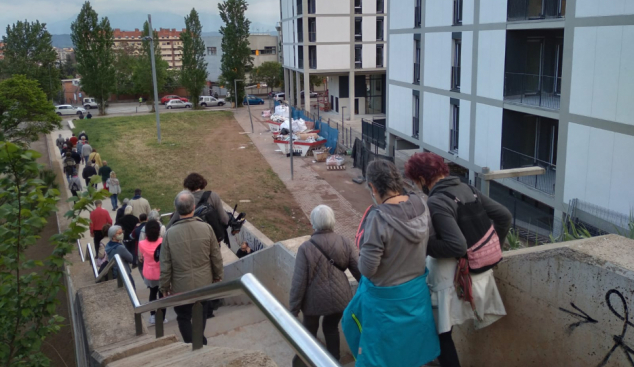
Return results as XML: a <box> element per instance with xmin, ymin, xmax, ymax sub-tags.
<box><xmin>156</xmin><ymin>309</ymin><xmax>164</xmax><ymax>338</ymax></box>
<box><xmin>192</xmin><ymin>301</ymin><xmax>204</xmax><ymax>350</ymax></box>
<box><xmin>135</xmin><ymin>313</ymin><xmax>143</xmax><ymax>336</ymax></box>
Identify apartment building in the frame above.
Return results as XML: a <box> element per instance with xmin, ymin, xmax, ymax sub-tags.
<box><xmin>280</xmin><ymin>0</ymin><xmax>388</xmax><ymax>118</ymax></box>
<box><xmin>113</xmin><ymin>28</ymin><xmax>185</xmax><ymax>69</ymax></box>
<box><xmin>387</xmin><ymin>0</ymin><xmax>634</xmax><ymax>232</ymax></box>
<box><xmin>203</xmin><ymin>34</ymin><xmax>279</xmax><ymax>84</ymax></box>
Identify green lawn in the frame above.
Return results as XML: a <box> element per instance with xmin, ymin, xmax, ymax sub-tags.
<box><xmin>73</xmin><ymin>111</ymin><xmax>312</xmax><ymax>242</ymax></box>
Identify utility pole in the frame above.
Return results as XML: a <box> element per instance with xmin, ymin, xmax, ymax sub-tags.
<box><xmin>147</xmin><ymin>14</ymin><xmax>162</xmax><ymax>144</ymax></box>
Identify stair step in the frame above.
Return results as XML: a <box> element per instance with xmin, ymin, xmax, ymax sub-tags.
<box><xmin>106</xmin><ymin>342</ymin><xmax>277</xmax><ymax>367</ymax></box>
<box><xmin>206</xmin><ymin>304</ymin><xmax>267</xmax><ymax>338</ymax></box>
<box><xmin>92</xmin><ymin>334</ymin><xmax>178</xmax><ymax>366</ymax></box>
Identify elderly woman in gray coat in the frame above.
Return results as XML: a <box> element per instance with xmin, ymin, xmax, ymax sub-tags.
<box><xmin>289</xmin><ymin>205</ymin><xmax>361</xmax><ymax>362</ymax></box>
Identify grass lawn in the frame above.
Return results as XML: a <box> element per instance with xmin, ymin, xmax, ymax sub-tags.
<box><xmin>73</xmin><ymin>111</ymin><xmax>312</xmax><ymax>242</ymax></box>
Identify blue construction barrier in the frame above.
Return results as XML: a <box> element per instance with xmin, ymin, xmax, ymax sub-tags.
<box><xmin>288</xmin><ymin>106</ymin><xmax>338</xmax><ymax>154</ymax></box>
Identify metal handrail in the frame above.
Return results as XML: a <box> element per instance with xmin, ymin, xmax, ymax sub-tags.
<box><xmin>86</xmin><ymin>252</ymin><xmax>339</xmax><ymax>366</ymax></box>
<box><xmin>76</xmin><ymin>239</ymin><xmax>84</xmax><ymax>262</ymax></box>
<box><xmin>160</xmin><ymin>212</ymin><xmax>173</xmax><ymax>217</ymax></box>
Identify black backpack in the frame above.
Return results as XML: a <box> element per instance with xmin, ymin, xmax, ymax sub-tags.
<box><xmin>194</xmin><ymin>191</ymin><xmax>227</xmax><ymax>243</ymax></box>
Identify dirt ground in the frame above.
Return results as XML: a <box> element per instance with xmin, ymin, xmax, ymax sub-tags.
<box><xmin>72</xmin><ymin>111</ymin><xmax>313</xmax><ymax>242</ymax></box>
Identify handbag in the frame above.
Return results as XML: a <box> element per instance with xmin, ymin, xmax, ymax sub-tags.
<box><xmin>153</xmin><ymin>244</ymin><xmax>161</xmax><ymax>262</ymax></box>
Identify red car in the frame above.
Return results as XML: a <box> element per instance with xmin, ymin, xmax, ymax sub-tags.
<box><xmin>160</xmin><ymin>95</ymin><xmax>188</xmax><ymax>105</ymax></box>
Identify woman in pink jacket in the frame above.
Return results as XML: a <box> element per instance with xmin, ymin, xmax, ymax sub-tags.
<box><xmin>138</xmin><ymin>220</ymin><xmax>167</xmax><ymax>324</ymax></box>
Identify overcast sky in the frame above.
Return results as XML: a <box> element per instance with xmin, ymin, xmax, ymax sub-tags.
<box><xmin>0</xmin><ymin>0</ymin><xmax>280</xmax><ymax>36</ymax></box>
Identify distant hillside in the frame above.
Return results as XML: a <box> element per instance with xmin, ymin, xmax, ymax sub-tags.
<box><xmin>51</xmin><ymin>34</ymin><xmax>73</xmax><ymax>48</ymax></box>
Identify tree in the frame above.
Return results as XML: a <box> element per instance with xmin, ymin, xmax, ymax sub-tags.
<box><xmin>0</xmin><ymin>142</ymin><xmax>109</xmax><ymax>366</ymax></box>
<box><xmin>1</xmin><ymin>20</ymin><xmax>60</xmax><ymax>100</ymax></box>
<box><xmin>71</xmin><ymin>1</ymin><xmax>116</xmax><ymax>115</ymax></box>
<box><xmin>112</xmin><ymin>46</ymin><xmax>137</xmax><ymax>98</ymax></box>
<box><xmin>218</xmin><ymin>0</ymin><xmax>252</xmax><ymax>105</ymax></box>
<box><xmin>253</xmin><ymin>61</ymin><xmax>281</xmax><ymax>93</ymax></box>
<box><xmin>60</xmin><ymin>54</ymin><xmax>77</xmax><ymax>79</ymax></box>
<box><xmin>133</xmin><ymin>21</ymin><xmax>168</xmax><ymax>111</ymax></box>
<box><xmin>163</xmin><ymin>69</ymin><xmax>181</xmax><ymax>94</ymax></box>
<box><xmin>0</xmin><ymin>75</ymin><xmax>61</xmax><ymax>144</ymax></box>
<box><xmin>180</xmin><ymin>8</ymin><xmax>208</xmax><ymax>109</ymax></box>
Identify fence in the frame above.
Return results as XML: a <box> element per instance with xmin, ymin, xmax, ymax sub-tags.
<box><xmin>504</xmin><ymin>72</ymin><xmax>561</xmax><ymax>110</ymax></box>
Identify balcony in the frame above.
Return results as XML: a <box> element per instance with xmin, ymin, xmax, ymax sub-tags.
<box><xmin>414</xmin><ymin>62</ymin><xmax>420</xmax><ymax>84</ymax></box>
<box><xmin>501</xmin><ymin>148</ymin><xmax>556</xmax><ymax>195</ymax></box>
<box><xmin>508</xmin><ymin>0</ymin><xmax>566</xmax><ymax>21</ymax></box>
<box><xmin>504</xmin><ymin>72</ymin><xmax>560</xmax><ymax>110</ymax></box>
<box><xmin>309</xmin><ymin>32</ymin><xmax>316</xmax><ymax>42</ymax></box>
<box><xmin>413</xmin><ymin>117</ymin><xmax>420</xmax><ymax>139</ymax></box>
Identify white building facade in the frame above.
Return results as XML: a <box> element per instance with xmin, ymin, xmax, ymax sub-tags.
<box><xmin>386</xmin><ymin>0</ymin><xmax>634</xmax><ymax>232</ymax></box>
<box><xmin>280</xmin><ymin>0</ymin><xmax>388</xmax><ymax>119</ymax></box>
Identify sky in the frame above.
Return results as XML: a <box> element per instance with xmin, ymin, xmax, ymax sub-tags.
<box><xmin>0</xmin><ymin>0</ymin><xmax>280</xmax><ymax>36</ymax></box>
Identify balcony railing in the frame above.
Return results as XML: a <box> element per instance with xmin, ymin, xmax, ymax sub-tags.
<box><xmin>355</xmin><ymin>33</ymin><xmax>362</xmax><ymax>41</ymax></box>
<box><xmin>298</xmin><ymin>31</ymin><xmax>303</xmax><ymax>43</ymax></box>
<box><xmin>504</xmin><ymin>72</ymin><xmax>561</xmax><ymax>110</ymax></box>
<box><xmin>414</xmin><ymin>62</ymin><xmax>420</xmax><ymax>84</ymax></box>
<box><xmin>415</xmin><ymin>6</ymin><xmax>422</xmax><ymax>27</ymax></box>
<box><xmin>451</xmin><ymin>66</ymin><xmax>460</xmax><ymax>90</ymax></box>
<box><xmin>376</xmin><ymin>54</ymin><xmax>384</xmax><ymax>67</ymax></box>
<box><xmin>296</xmin><ymin>0</ymin><xmax>302</xmax><ymax>15</ymax></box>
<box><xmin>309</xmin><ymin>31</ymin><xmax>316</xmax><ymax>42</ymax></box>
<box><xmin>308</xmin><ymin>0</ymin><xmax>315</xmax><ymax>13</ymax></box>
<box><xmin>377</xmin><ymin>0</ymin><xmax>384</xmax><ymax>13</ymax></box>
<box><xmin>355</xmin><ymin>60</ymin><xmax>362</xmax><ymax>69</ymax></box>
<box><xmin>413</xmin><ymin>117</ymin><xmax>420</xmax><ymax>139</ymax></box>
<box><xmin>298</xmin><ymin>57</ymin><xmax>304</xmax><ymax>69</ymax></box>
<box><xmin>501</xmin><ymin>147</ymin><xmax>556</xmax><ymax>196</ymax></box>
<box><xmin>508</xmin><ymin>0</ymin><xmax>566</xmax><ymax>21</ymax></box>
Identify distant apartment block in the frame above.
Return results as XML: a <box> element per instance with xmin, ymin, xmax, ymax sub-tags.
<box><xmin>113</xmin><ymin>28</ymin><xmax>185</xmax><ymax>69</ymax></box>
<box><xmin>386</xmin><ymin>0</ymin><xmax>634</xmax><ymax>232</ymax></box>
<box><xmin>279</xmin><ymin>0</ymin><xmax>387</xmax><ymax>118</ymax></box>
<box><xmin>55</xmin><ymin>47</ymin><xmax>75</xmax><ymax>63</ymax></box>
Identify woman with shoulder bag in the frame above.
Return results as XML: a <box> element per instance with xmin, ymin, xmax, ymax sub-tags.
<box><xmin>405</xmin><ymin>152</ymin><xmax>511</xmax><ymax>367</ymax></box>
<box><xmin>289</xmin><ymin>205</ymin><xmax>361</xmax><ymax>365</ymax></box>
<box><xmin>138</xmin><ymin>220</ymin><xmax>167</xmax><ymax>325</ymax></box>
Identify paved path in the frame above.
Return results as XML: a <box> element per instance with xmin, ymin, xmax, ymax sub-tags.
<box><xmin>231</xmin><ymin>106</ymin><xmax>365</xmax><ymax>242</ymax></box>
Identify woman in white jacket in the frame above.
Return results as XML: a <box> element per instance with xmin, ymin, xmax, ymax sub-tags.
<box><xmin>106</xmin><ymin>171</ymin><xmax>122</xmax><ymax>211</ymax></box>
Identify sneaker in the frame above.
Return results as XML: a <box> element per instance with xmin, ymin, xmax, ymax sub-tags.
<box><xmin>149</xmin><ymin>315</ymin><xmax>155</xmax><ymax>325</ymax></box>
<box><xmin>163</xmin><ymin>317</ymin><xmax>169</xmax><ymax>324</ymax></box>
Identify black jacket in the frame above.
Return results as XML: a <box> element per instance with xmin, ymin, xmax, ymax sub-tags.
<box><xmin>71</xmin><ymin>151</ymin><xmax>81</xmax><ymax>164</ymax></box>
<box><xmin>82</xmin><ymin>165</ymin><xmax>97</xmax><ymax>181</ymax></box>
<box><xmin>427</xmin><ymin>177</ymin><xmax>512</xmax><ymax>259</ymax></box>
<box><xmin>115</xmin><ymin>204</ymin><xmax>127</xmax><ymax>225</ymax></box>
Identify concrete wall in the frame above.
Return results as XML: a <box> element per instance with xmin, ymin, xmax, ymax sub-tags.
<box><xmin>453</xmin><ymin>235</ymin><xmax>634</xmax><ymax>367</ymax></box>
<box><xmin>315</xmin><ymin>0</ymin><xmax>349</xmax><ymax>14</ymax></box>
<box><xmin>388</xmin><ymin>34</ymin><xmax>414</xmax><ymax>83</ymax></box>
<box><xmin>315</xmin><ymin>17</ymin><xmax>350</xmax><ymax>43</ymax></box>
<box><xmin>389</xmin><ymin>0</ymin><xmax>415</xmax><ymax>30</ymax></box>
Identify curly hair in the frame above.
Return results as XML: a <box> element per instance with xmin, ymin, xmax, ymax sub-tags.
<box><xmin>366</xmin><ymin>160</ymin><xmax>404</xmax><ymax>198</ymax></box>
<box><xmin>183</xmin><ymin>173</ymin><xmax>208</xmax><ymax>191</ymax></box>
<box><xmin>404</xmin><ymin>152</ymin><xmax>449</xmax><ymax>186</ymax></box>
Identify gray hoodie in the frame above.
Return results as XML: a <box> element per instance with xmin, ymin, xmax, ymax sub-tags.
<box><xmin>359</xmin><ymin>194</ymin><xmax>431</xmax><ymax>287</ymax></box>
<box><xmin>81</xmin><ymin>143</ymin><xmax>93</xmax><ymax>157</ymax></box>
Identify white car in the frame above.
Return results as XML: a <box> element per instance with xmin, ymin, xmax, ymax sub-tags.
<box><xmin>166</xmin><ymin>100</ymin><xmax>193</xmax><ymax>109</ymax></box>
<box><xmin>273</xmin><ymin>92</ymin><xmax>285</xmax><ymax>101</ymax></box>
<box><xmin>83</xmin><ymin>98</ymin><xmax>98</xmax><ymax>109</ymax></box>
<box><xmin>199</xmin><ymin>96</ymin><xmax>225</xmax><ymax>107</ymax></box>
<box><xmin>55</xmin><ymin>105</ymin><xmax>87</xmax><ymax>116</ymax></box>
<box><xmin>300</xmin><ymin>91</ymin><xmax>319</xmax><ymax>98</ymax></box>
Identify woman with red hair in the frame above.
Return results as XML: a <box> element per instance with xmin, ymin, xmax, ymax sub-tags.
<box><xmin>405</xmin><ymin>152</ymin><xmax>511</xmax><ymax>367</ymax></box>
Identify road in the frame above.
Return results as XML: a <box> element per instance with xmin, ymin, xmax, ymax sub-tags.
<box><xmin>84</xmin><ymin>101</ymin><xmax>232</xmax><ymax>117</ymax></box>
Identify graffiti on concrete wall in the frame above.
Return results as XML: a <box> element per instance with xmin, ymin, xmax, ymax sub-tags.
<box><xmin>559</xmin><ymin>289</ymin><xmax>634</xmax><ymax>366</ymax></box>
<box><xmin>238</xmin><ymin>227</ymin><xmax>266</xmax><ymax>252</ymax></box>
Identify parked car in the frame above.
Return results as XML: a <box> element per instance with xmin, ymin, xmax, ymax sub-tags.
<box><xmin>301</xmin><ymin>90</ymin><xmax>319</xmax><ymax>98</ymax></box>
<box><xmin>199</xmin><ymin>96</ymin><xmax>225</xmax><ymax>107</ymax></box>
<box><xmin>83</xmin><ymin>98</ymin><xmax>98</xmax><ymax>109</ymax></box>
<box><xmin>273</xmin><ymin>92</ymin><xmax>285</xmax><ymax>101</ymax></box>
<box><xmin>160</xmin><ymin>95</ymin><xmax>188</xmax><ymax>105</ymax></box>
<box><xmin>55</xmin><ymin>105</ymin><xmax>87</xmax><ymax>116</ymax></box>
<box><xmin>165</xmin><ymin>100</ymin><xmax>192</xmax><ymax>109</ymax></box>
<box><xmin>243</xmin><ymin>95</ymin><xmax>265</xmax><ymax>105</ymax></box>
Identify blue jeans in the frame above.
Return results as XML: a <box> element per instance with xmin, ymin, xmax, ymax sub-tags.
<box><xmin>110</xmin><ymin>194</ymin><xmax>118</xmax><ymax>209</ymax></box>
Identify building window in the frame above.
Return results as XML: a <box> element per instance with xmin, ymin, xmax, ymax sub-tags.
<box><xmin>355</xmin><ymin>45</ymin><xmax>362</xmax><ymax>69</ymax></box>
<box><xmin>414</xmin><ymin>38</ymin><xmax>421</xmax><ymax>84</ymax></box>
<box><xmin>377</xmin><ymin>0</ymin><xmax>384</xmax><ymax>13</ymax></box>
<box><xmin>298</xmin><ymin>45</ymin><xmax>304</xmax><ymax>69</ymax></box>
<box><xmin>413</xmin><ymin>93</ymin><xmax>420</xmax><ymax>139</ymax></box>
<box><xmin>355</xmin><ymin>0</ymin><xmax>362</xmax><ymax>14</ymax></box>
<box><xmin>450</xmin><ymin>102</ymin><xmax>459</xmax><ymax>153</ymax></box>
<box><xmin>309</xmin><ymin>46</ymin><xmax>317</xmax><ymax>69</ymax></box>
<box><xmin>308</xmin><ymin>18</ymin><xmax>316</xmax><ymax>42</ymax></box>
<box><xmin>297</xmin><ymin>18</ymin><xmax>304</xmax><ymax>42</ymax></box>
<box><xmin>508</xmin><ymin>0</ymin><xmax>566</xmax><ymax>21</ymax></box>
<box><xmin>415</xmin><ymin>0</ymin><xmax>422</xmax><ymax>27</ymax></box>
<box><xmin>308</xmin><ymin>0</ymin><xmax>316</xmax><ymax>14</ymax></box>
<box><xmin>454</xmin><ymin>0</ymin><xmax>463</xmax><ymax>25</ymax></box>
<box><xmin>376</xmin><ymin>45</ymin><xmax>384</xmax><ymax>67</ymax></box>
<box><xmin>355</xmin><ymin>18</ymin><xmax>362</xmax><ymax>41</ymax></box>
<box><xmin>262</xmin><ymin>46</ymin><xmax>276</xmax><ymax>55</ymax></box>
<box><xmin>296</xmin><ymin>0</ymin><xmax>302</xmax><ymax>15</ymax></box>
<box><xmin>376</xmin><ymin>17</ymin><xmax>384</xmax><ymax>41</ymax></box>
<box><xmin>451</xmin><ymin>38</ymin><xmax>461</xmax><ymax>90</ymax></box>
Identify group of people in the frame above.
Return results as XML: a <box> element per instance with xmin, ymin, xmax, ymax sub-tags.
<box><xmin>289</xmin><ymin>153</ymin><xmax>512</xmax><ymax>367</ymax></box>
<box><xmin>88</xmin><ymin>172</ymin><xmax>229</xmax><ymax>344</ymax></box>
<box><xmin>57</xmin><ymin>131</ymin><xmax>121</xmax><ymax>208</ymax></box>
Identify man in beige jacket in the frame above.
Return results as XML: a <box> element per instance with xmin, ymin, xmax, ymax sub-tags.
<box><xmin>160</xmin><ymin>190</ymin><xmax>223</xmax><ymax>345</ymax></box>
<box><xmin>129</xmin><ymin>188</ymin><xmax>151</xmax><ymax>218</ymax></box>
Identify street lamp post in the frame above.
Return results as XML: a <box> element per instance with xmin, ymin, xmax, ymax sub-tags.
<box><xmin>341</xmin><ymin>106</ymin><xmax>346</xmax><ymax>148</ymax></box>
<box><xmin>146</xmin><ymin>14</ymin><xmax>161</xmax><ymax>144</ymax></box>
